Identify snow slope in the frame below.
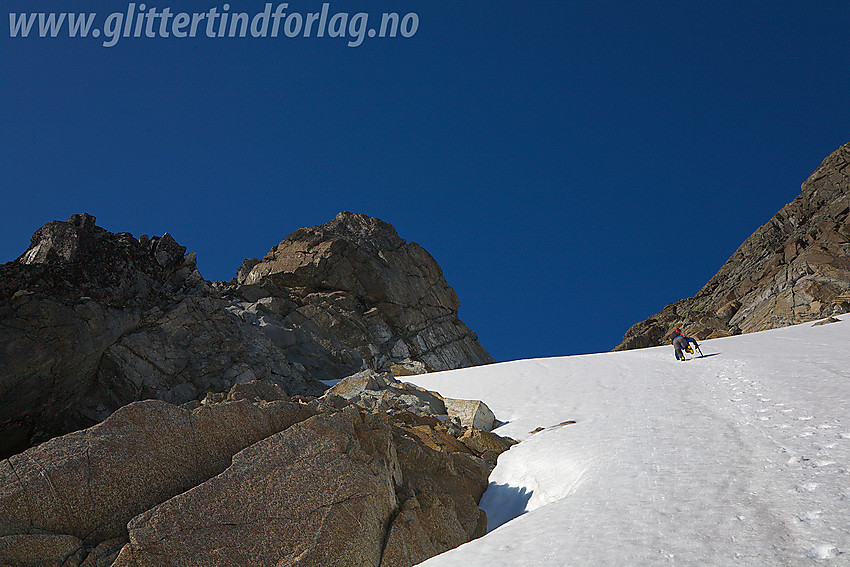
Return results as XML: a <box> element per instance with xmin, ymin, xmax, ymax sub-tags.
<box><xmin>411</xmin><ymin>318</ymin><xmax>850</xmax><ymax>566</ymax></box>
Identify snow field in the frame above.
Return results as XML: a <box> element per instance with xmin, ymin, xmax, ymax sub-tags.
<box><xmin>411</xmin><ymin>318</ymin><xmax>850</xmax><ymax>565</ymax></box>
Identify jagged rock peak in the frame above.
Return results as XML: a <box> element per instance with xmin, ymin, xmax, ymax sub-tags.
<box><xmin>18</xmin><ymin>213</ymin><xmax>99</xmax><ymax>265</ymax></box>
<box><xmin>231</xmin><ymin>211</ymin><xmax>494</xmax><ymax>377</ymax></box>
<box><xmin>236</xmin><ymin>211</ymin><xmax>402</xmax><ymax>282</ymax></box>
<box><xmin>3</xmin><ymin>213</ymin><xmax>202</xmax><ymax>307</ymax></box>
<box><xmin>283</xmin><ymin>210</ymin><xmax>405</xmax><ymax>252</ymax></box>
<box><xmin>615</xmin><ymin>143</ymin><xmax>850</xmax><ymax>351</ymax></box>
<box><xmin>238</xmin><ymin>211</ymin><xmax>439</xmax><ymax>294</ymax></box>
<box><xmin>20</xmin><ymin>213</ymin><xmax>186</xmax><ymax>269</ymax></box>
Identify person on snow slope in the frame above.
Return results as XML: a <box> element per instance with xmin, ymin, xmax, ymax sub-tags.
<box><xmin>670</xmin><ymin>328</ymin><xmax>699</xmax><ymax>361</ymax></box>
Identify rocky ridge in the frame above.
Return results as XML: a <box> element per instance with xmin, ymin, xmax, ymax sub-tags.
<box><xmin>615</xmin><ymin>143</ymin><xmax>850</xmax><ymax>350</ymax></box>
<box><xmin>0</xmin><ymin>212</ymin><xmax>493</xmax><ymax>458</ymax></box>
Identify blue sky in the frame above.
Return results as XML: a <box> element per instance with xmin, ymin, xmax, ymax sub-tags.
<box><xmin>2</xmin><ymin>1</ymin><xmax>849</xmax><ymax>362</ymax></box>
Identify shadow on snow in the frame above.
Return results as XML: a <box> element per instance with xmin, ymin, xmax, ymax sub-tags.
<box><xmin>479</xmin><ymin>483</ymin><xmax>533</xmax><ymax>533</ymax></box>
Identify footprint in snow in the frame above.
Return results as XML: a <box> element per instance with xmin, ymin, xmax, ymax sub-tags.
<box><xmin>797</xmin><ymin>510</ymin><xmax>824</xmax><ymax>522</ymax></box>
<box><xmin>805</xmin><ymin>544</ymin><xmax>840</xmax><ymax>560</ymax></box>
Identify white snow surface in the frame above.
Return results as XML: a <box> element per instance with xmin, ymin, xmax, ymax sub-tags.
<box><xmin>410</xmin><ymin>318</ymin><xmax>850</xmax><ymax>566</ymax></box>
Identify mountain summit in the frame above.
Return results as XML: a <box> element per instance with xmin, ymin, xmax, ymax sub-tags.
<box><xmin>616</xmin><ymin>143</ymin><xmax>850</xmax><ymax>350</ymax></box>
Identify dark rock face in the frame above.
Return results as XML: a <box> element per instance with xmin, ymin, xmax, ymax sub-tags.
<box><xmin>0</xmin><ymin>214</ymin><xmax>319</xmax><ymax>459</ymax></box>
<box><xmin>0</xmin><ymin>381</ymin><xmax>514</xmax><ymax>567</ymax></box>
<box><xmin>616</xmin><ymin>144</ymin><xmax>850</xmax><ymax>350</ymax></box>
<box><xmin>0</xmin><ymin>212</ymin><xmax>492</xmax><ymax>458</ymax></box>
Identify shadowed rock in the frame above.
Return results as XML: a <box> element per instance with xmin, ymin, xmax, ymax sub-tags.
<box><xmin>0</xmin><ymin>215</ymin><xmax>322</xmax><ymax>459</ymax></box>
<box><xmin>79</xmin><ymin>537</ymin><xmax>127</xmax><ymax>567</ymax></box>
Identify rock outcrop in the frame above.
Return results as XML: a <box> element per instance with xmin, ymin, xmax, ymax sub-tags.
<box><xmin>114</xmin><ymin>407</ymin><xmax>402</xmax><ymax>566</ymax></box>
<box><xmin>0</xmin><ymin>395</ymin><xmax>313</xmax><ymax>544</ymax></box>
<box><xmin>616</xmin><ymin>143</ymin><xmax>850</xmax><ymax>350</ymax></box>
<box><xmin>0</xmin><ymin>380</ymin><xmax>515</xmax><ymax>567</ymax></box>
<box><xmin>228</xmin><ymin>211</ymin><xmax>494</xmax><ymax>378</ymax></box>
<box><xmin>326</xmin><ymin>370</ymin><xmax>498</xmax><ymax>433</ymax></box>
<box><xmin>0</xmin><ymin>212</ymin><xmax>492</xmax><ymax>458</ymax></box>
